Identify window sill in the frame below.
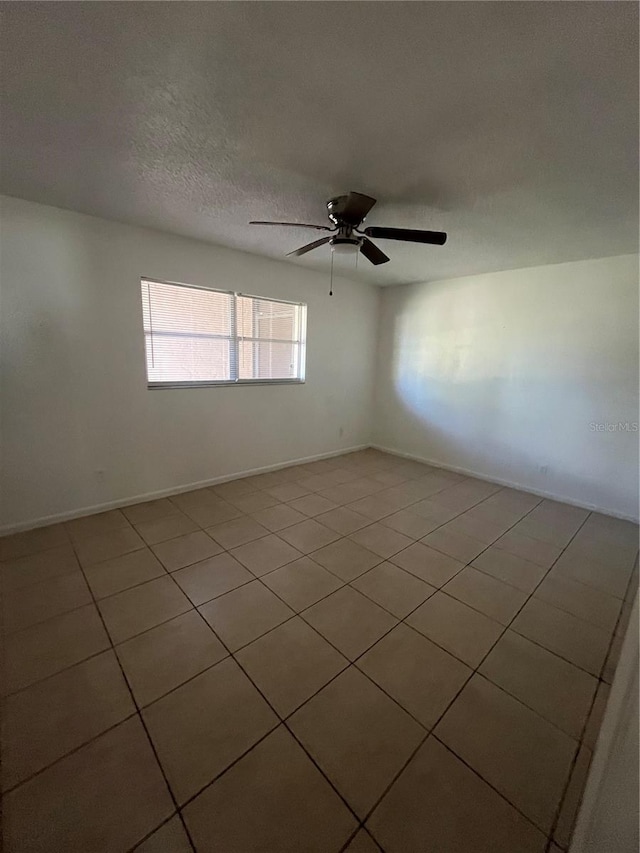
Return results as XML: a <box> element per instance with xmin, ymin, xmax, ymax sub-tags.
<box><xmin>147</xmin><ymin>379</ymin><xmax>306</xmax><ymax>390</ymax></box>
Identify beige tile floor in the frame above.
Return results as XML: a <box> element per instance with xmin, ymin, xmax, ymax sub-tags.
<box><xmin>1</xmin><ymin>449</ymin><xmax>637</xmax><ymax>853</ymax></box>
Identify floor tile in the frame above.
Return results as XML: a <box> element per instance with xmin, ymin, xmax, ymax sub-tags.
<box><xmin>443</xmin><ymin>566</ymin><xmax>528</xmax><ymax>625</ymax></box>
<box><xmin>410</xmin><ymin>499</ymin><xmax>460</xmax><ymax>523</ymax></box>
<box><xmin>480</xmin><ymin>631</ymin><xmax>597</xmax><ymax>738</ymax></box>
<box><xmin>152</xmin><ymin>530</ymin><xmax>223</xmax><ymax>571</ymax></box>
<box><xmin>66</xmin><ymin>509</ymin><xmax>130</xmax><ymax>542</ymax></box>
<box><xmin>1</xmin><ymin>650</ymin><xmax>135</xmax><ymax>790</ymax></box>
<box><xmin>371</xmin><ymin>469</ymin><xmax>411</xmax><ymax>486</ymax></box>
<box><xmin>583</xmin><ymin>681</ymin><xmax>610</xmax><ymax>749</ymax></box>
<box><xmin>1</xmin><ymin>545</ymin><xmax>80</xmax><ymax>592</ymax></box>
<box><xmin>535</xmin><ymin>573</ymin><xmax>622</xmax><ymax>632</ymax></box>
<box><xmin>303</xmin><ymin>586</ymin><xmax>397</xmax><ymax>661</ymax></box>
<box><xmin>512</xmin><ymin>597</ymin><xmax>610</xmax><ymax>676</ymax></box>
<box><xmin>289</xmin><ymin>667</ymin><xmax>424</xmax><ymax>818</ymax></box>
<box><xmin>231</xmin><ymin>534</ymin><xmax>303</xmax><ymax>575</ymax></box>
<box><xmin>311</xmin><ymin>537</ymin><xmax>381</xmax><ymax>581</ymax></box>
<box><xmin>121</xmin><ymin>498</ymin><xmax>181</xmax><ymax>527</ymax></box>
<box><xmin>228</xmin><ymin>491</ymin><xmax>281</xmax><ymax>513</ymax></box>
<box><xmin>347</xmin><ymin>495</ymin><xmax>399</xmax><ymax>521</ymax></box>
<box><xmin>316</xmin><ymin>506</ymin><xmax>371</xmax><ymax>534</ymax></box>
<box><xmin>288</xmin><ymin>494</ymin><xmax>339</xmax><ymax>517</ymax></box>
<box><xmin>300</xmin><ymin>473</ymin><xmax>337</xmax><ymax>492</ymax></box>
<box><xmin>250</xmin><ymin>503</ymin><xmax>307</xmax><ymax>531</ymax></box>
<box><xmin>183</xmin><ymin>726</ymin><xmax>357</xmax><ymax>853</ymax></box>
<box><xmin>134</xmin><ymin>817</ymin><xmax>192</xmax><ymax>853</ymax></box>
<box><xmin>514</xmin><ymin>516</ymin><xmax>582</xmax><ymax>548</ymax></box>
<box><xmin>406</xmin><ymin>591</ymin><xmax>503</xmax><ymax>667</ymax></box>
<box><xmin>554</xmin><ymin>744</ymin><xmax>592</xmax><ymax>849</ymax></box>
<box><xmin>390</xmin><ymin>542</ymin><xmax>465</xmax><ymax>587</ymax></box>
<box><xmin>494</xmin><ymin>529</ymin><xmax>563</xmax><ymax>567</ymax></box>
<box><xmin>482</xmin><ymin>488</ymin><xmax>540</xmax><ymax>515</ymax></box>
<box><xmin>344</xmin><ymin>830</ymin><xmax>382</xmax><ymax>852</ymax></box>
<box><xmin>358</xmin><ymin>624</ymin><xmax>471</xmax><ymax>728</ymax></box>
<box><xmin>471</xmin><ymin>547</ymin><xmax>548</xmax><ymax>593</ymax></box>
<box><xmin>319</xmin><ymin>481</ymin><xmax>383</xmax><ymax>506</ymax></box>
<box><xmin>366</xmin><ymin>736</ymin><xmax>546</xmax><ymax>853</ymax></box>
<box><xmin>212</xmin><ymin>478</ymin><xmax>260</xmax><ymax>499</ymax></box>
<box><xmin>3</xmin><ymin>717</ymin><xmax>173</xmax><ymax>853</ymax></box>
<box><xmin>98</xmin><ymin>576</ymin><xmax>191</xmax><ymax>644</ymax></box>
<box><xmin>0</xmin><ymin>523</ymin><xmax>69</xmax><ymax>561</ymax></box>
<box><xmin>442</xmin><ymin>512</ymin><xmax>511</xmax><ymax>545</ymax></box>
<box><xmin>1</xmin><ymin>570</ymin><xmax>92</xmax><ymax>634</ymax></box>
<box><xmin>2</xmin><ymin>604</ymin><xmax>110</xmax><ymax>694</ymax></box>
<box><xmin>470</xmin><ymin>499</ymin><xmax>525</xmax><ymax>524</ymax></box>
<box><xmin>236</xmin><ymin>616</ymin><xmax>348</xmax><ymax>716</ymax></box>
<box><xmin>181</xmin><ymin>499</ymin><xmax>243</xmax><ymax>527</ymax></box>
<box><xmin>435</xmin><ymin>674</ymin><xmax>577</xmax><ymax>833</ymax></box>
<box><xmin>352</xmin><ymin>562</ymin><xmax>435</xmax><ymax>618</ymax></box>
<box><xmin>422</xmin><ymin>527</ymin><xmax>487</xmax><ymax>563</ymax></box>
<box><xmin>116</xmin><ymin>610</ymin><xmax>227</xmax><ymax>707</ymax></box>
<box><xmin>170</xmin><ymin>488</ymin><xmax>222</xmax><ymax>513</ymax></box>
<box><xmin>350</xmin><ymin>523</ymin><xmax>413</xmax><ymax>559</ymax></box>
<box><xmin>172</xmin><ymin>552</ymin><xmax>253</xmax><ymax>605</ymax></box>
<box><xmin>582</xmin><ymin>513</ymin><xmax>639</xmax><ymax>547</ymax></box>
<box><xmin>198</xmin><ymin>580</ymin><xmax>294</xmax><ymax>650</ymax></box>
<box><xmin>206</xmin><ymin>516</ymin><xmax>270</xmax><ymax>550</ymax></box>
<box><xmin>260</xmin><ymin>556</ymin><xmax>343</xmax><ymax>610</ymax></box>
<box><xmin>263</xmin><ymin>482</ymin><xmax>311</xmax><ymax>502</ymax></box>
<box><xmin>278</xmin><ymin>519</ymin><xmax>341</xmax><ymax>553</ymax></box>
<box><xmin>4</xmin><ymin>457</ymin><xmax>625</xmax><ymax>853</ymax></box>
<box><xmin>74</xmin><ymin>526</ymin><xmax>146</xmax><ymax>567</ymax></box>
<box><xmin>380</xmin><ymin>509</ymin><xmax>440</xmax><ymax>539</ymax></box>
<box><xmin>84</xmin><ymin>548</ymin><xmax>167</xmax><ymax>599</ymax></box>
<box><xmin>135</xmin><ymin>512</ymin><xmax>199</xmax><ymax>545</ymax></box>
<box><xmin>143</xmin><ymin>658</ymin><xmax>277</xmax><ymax>804</ymax></box>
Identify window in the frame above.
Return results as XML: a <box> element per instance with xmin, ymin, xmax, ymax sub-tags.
<box><xmin>141</xmin><ymin>278</ymin><xmax>306</xmax><ymax>387</ymax></box>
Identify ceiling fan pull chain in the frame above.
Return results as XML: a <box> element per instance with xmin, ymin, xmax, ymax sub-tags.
<box><xmin>329</xmin><ymin>250</ymin><xmax>334</xmax><ymax>296</ymax></box>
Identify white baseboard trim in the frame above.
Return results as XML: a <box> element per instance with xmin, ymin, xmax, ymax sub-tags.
<box><xmin>0</xmin><ymin>444</ymin><xmax>369</xmax><ymax>535</ymax></box>
<box><xmin>371</xmin><ymin>443</ymin><xmax>639</xmax><ymax>523</ymax></box>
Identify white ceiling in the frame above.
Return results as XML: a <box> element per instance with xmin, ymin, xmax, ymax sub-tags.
<box><xmin>1</xmin><ymin>2</ymin><xmax>638</xmax><ymax>286</ymax></box>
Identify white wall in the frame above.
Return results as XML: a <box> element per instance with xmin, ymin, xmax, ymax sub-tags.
<box><xmin>0</xmin><ymin>196</ymin><xmax>379</xmax><ymax>531</ymax></box>
<box><xmin>373</xmin><ymin>255</ymin><xmax>639</xmax><ymax>520</ymax></box>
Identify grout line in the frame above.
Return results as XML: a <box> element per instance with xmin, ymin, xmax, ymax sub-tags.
<box><xmin>354</xmin><ymin>495</ymin><xmax>614</xmax><ymax>844</ymax></box>
<box><xmin>153</xmin><ymin>606</ymin><xmax>366</xmax><ymax>836</ymax></box>
<box><xmin>336</xmin><ymin>494</ymin><xmax>556</xmax><ymax>840</ymax></box>
<box><xmin>66</xmin><ymin>536</ymin><xmax>199</xmax><ymax>853</ymax></box>
<box><xmin>2</xmin><ymin>453</ymin><xmax>637</xmax><ymax>852</ymax></box>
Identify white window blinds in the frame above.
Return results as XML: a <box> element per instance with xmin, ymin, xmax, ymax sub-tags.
<box><xmin>141</xmin><ymin>279</ymin><xmax>306</xmax><ymax>387</ymax></box>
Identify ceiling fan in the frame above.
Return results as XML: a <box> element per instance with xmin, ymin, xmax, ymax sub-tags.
<box><xmin>250</xmin><ymin>191</ymin><xmax>447</xmax><ymax>266</ymax></box>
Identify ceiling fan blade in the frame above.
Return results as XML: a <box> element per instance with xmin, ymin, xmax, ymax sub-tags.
<box><xmin>250</xmin><ymin>221</ymin><xmax>334</xmax><ymax>232</ymax></box>
<box><xmin>343</xmin><ymin>192</ymin><xmax>377</xmax><ymax>223</ymax></box>
<box><xmin>328</xmin><ymin>192</ymin><xmax>377</xmax><ymax>226</ymax></box>
<box><xmin>363</xmin><ymin>226</ymin><xmax>447</xmax><ymax>245</ymax></box>
<box><xmin>359</xmin><ymin>237</ymin><xmax>390</xmax><ymax>265</ymax></box>
<box><xmin>287</xmin><ymin>236</ymin><xmax>332</xmax><ymax>257</ymax></box>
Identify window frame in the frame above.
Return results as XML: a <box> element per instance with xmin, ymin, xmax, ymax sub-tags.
<box><xmin>141</xmin><ymin>277</ymin><xmax>307</xmax><ymax>390</ymax></box>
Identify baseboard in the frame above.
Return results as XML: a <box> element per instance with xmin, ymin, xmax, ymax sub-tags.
<box><xmin>370</xmin><ymin>443</ymin><xmax>639</xmax><ymax>523</ymax></box>
<box><xmin>0</xmin><ymin>444</ymin><xmax>369</xmax><ymax>535</ymax></box>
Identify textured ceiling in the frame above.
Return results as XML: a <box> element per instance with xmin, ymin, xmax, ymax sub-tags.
<box><xmin>1</xmin><ymin>2</ymin><xmax>638</xmax><ymax>286</ymax></box>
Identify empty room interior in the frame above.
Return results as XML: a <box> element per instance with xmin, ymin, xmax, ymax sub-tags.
<box><xmin>1</xmin><ymin>3</ymin><xmax>639</xmax><ymax>853</ymax></box>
